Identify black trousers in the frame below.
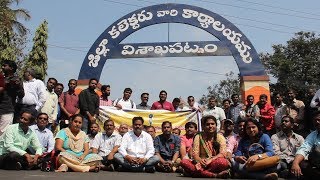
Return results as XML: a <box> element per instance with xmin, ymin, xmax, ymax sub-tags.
<box><xmin>0</xmin><ymin>152</ymin><xmax>28</xmax><ymax>170</ymax></box>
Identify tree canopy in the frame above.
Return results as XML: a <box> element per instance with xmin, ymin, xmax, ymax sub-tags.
<box><xmin>261</xmin><ymin>31</ymin><xmax>320</xmax><ymax>100</ymax></box>
<box><xmin>200</xmin><ymin>71</ymin><xmax>240</xmax><ymax>105</ymax></box>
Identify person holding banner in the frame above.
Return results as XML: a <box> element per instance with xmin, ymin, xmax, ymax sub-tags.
<box><xmin>151</xmin><ymin>90</ymin><xmax>174</xmax><ymax>111</ymax></box>
<box><xmin>180</xmin><ymin>115</ymin><xmax>231</xmax><ymax>178</ymax></box>
<box><xmin>114</xmin><ymin>117</ymin><xmax>159</xmax><ymax>172</ymax></box>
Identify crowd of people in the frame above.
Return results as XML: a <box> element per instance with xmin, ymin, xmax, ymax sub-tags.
<box><xmin>0</xmin><ymin>60</ymin><xmax>320</xmax><ymax>179</ymax></box>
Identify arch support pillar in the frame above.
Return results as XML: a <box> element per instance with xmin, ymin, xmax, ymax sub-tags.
<box><xmin>240</xmin><ymin>76</ymin><xmax>270</xmax><ymax>104</ymax></box>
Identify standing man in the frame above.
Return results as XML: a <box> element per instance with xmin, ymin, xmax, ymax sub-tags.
<box><xmin>0</xmin><ymin>111</ymin><xmax>42</xmax><ymax>170</ymax></box>
<box><xmin>257</xmin><ymin>94</ymin><xmax>276</xmax><ymax>136</ymax></box>
<box><xmin>244</xmin><ymin>95</ymin><xmax>260</xmax><ymax>119</ymax></box>
<box><xmin>92</xmin><ymin>120</ymin><xmax>122</xmax><ymax>171</ymax></box>
<box><xmin>273</xmin><ymin>92</ymin><xmax>286</xmax><ymax>130</ymax></box>
<box><xmin>14</xmin><ymin>68</ymin><xmax>47</xmax><ymax>123</ymax></box>
<box><xmin>285</xmin><ymin>89</ymin><xmax>305</xmax><ymax>134</ymax></box>
<box><xmin>154</xmin><ymin>121</ymin><xmax>181</xmax><ymax>172</ymax></box>
<box><xmin>229</xmin><ymin>94</ymin><xmax>244</xmax><ymax>123</ymax></box>
<box><xmin>40</xmin><ymin>78</ymin><xmax>59</xmax><ymax>129</ymax></box>
<box><xmin>59</xmin><ymin>79</ymin><xmax>80</xmax><ymax>129</ymax></box>
<box><xmin>0</xmin><ymin>60</ymin><xmax>24</xmax><ymax>135</ymax></box>
<box><xmin>114</xmin><ymin>88</ymin><xmax>136</xmax><ymax>109</ymax></box>
<box><xmin>114</xmin><ymin>117</ymin><xmax>159</xmax><ymax>172</ymax></box>
<box><xmin>202</xmin><ymin>96</ymin><xmax>226</xmax><ymax>131</ymax></box>
<box><xmin>136</xmin><ymin>93</ymin><xmax>151</xmax><ymax>110</ymax></box>
<box><xmin>79</xmin><ymin>78</ymin><xmax>100</xmax><ymax>133</ymax></box>
<box><xmin>99</xmin><ymin>85</ymin><xmax>112</xmax><ymax>107</ymax></box>
<box><xmin>151</xmin><ymin>90</ymin><xmax>174</xmax><ymax>111</ymax></box>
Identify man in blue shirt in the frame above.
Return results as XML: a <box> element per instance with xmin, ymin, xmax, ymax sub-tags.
<box><xmin>154</xmin><ymin>121</ymin><xmax>181</xmax><ymax>172</ymax></box>
<box><xmin>291</xmin><ymin>111</ymin><xmax>320</xmax><ymax>178</ymax></box>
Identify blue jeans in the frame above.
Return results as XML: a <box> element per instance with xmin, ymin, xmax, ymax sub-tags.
<box><xmin>232</xmin><ymin>160</ymin><xmax>280</xmax><ymax>179</ymax></box>
<box><xmin>114</xmin><ymin>153</ymin><xmax>159</xmax><ymax>172</ymax></box>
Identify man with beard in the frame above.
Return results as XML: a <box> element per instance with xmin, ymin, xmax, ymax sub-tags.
<box><xmin>0</xmin><ymin>60</ymin><xmax>24</xmax><ymax>135</ymax></box>
<box><xmin>114</xmin><ymin>117</ymin><xmax>159</xmax><ymax>172</ymax></box>
<box><xmin>99</xmin><ymin>85</ymin><xmax>112</xmax><ymax>107</ymax></box>
<box><xmin>59</xmin><ymin>79</ymin><xmax>80</xmax><ymax>129</ymax></box>
<box><xmin>40</xmin><ymin>78</ymin><xmax>59</xmax><ymax>130</ymax></box>
<box><xmin>244</xmin><ymin>95</ymin><xmax>260</xmax><ymax>120</ymax></box>
<box><xmin>273</xmin><ymin>92</ymin><xmax>286</xmax><ymax>130</ymax></box>
<box><xmin>92</xmin><ymin>120</ymin><xmax>122</xmax><ymax>171</ymax></box>
<box><xmin>154</xmin><ymin>121</ymin><xmax>181</xmax><ymax>172</ymax></box>
<box><xmin>88</xmin><ymin>123</ymin><xmax>100</xmax><ymax>146</ymax></box>
<box><xmin>271</xmin><ymin>116</ymin><xmax>304</xmax><ymax>178</ymax></box>
<box><xmin>29</xmin><ymin>113</ymin><xmax>54</xmax><ymax>153</ymax></box>
<box><xmin>114</xmin><ymin>88</ymin><xmax>136</xmax><ymax>109</ymax></box>
<box><xmin>257</xmin><ymin>94</ymin><xmax>276</xmax><ymax>136</ymax></box>
<box><xmin>79</xmin><ymin>78</ymin><xmax>100</xmax><ymax>133</ymax></box>
<box><xmin>151</xmin><ymin>90</ymin><xmax>174</xmax><ymax>111</ymax></box>
<box><xmin>180</xmin><ymin>122</ymin><xmax>197</xmax><ymax>160</ymax></box>
<box><xmin>284</xmin><ymin>89</ymin><xmax>305</xmax><ymax>134</ymax></box>
<box><xmin>0</xmin><ymin>111</ymin><xmax>42</xmax><ymax>170</ymax></box>
<box><xmin>291</xmin><ymin>111</ymin><xmax>320</xmax><ymax>179</ymax></box>
<box><xmin>136</xmin><ymin>93</ymin><xmax>151</xmax><ymax>110</ymax></box>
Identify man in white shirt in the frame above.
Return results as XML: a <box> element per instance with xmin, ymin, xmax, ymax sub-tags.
<box><xmin>114</xmin><ymin>117</ymin><xmax>159</xmax><ymax>172</ymax></box>
<box><xmin>92</xmin><ymin>120</ymin><xmax>122</xmax><ymax>171</ymax></box>
<box><xmin>14</xmin><ymin>68</ymin><xmax>46</xmax><ymax>123</ymax></box>
<box><xmin>310</xmin><ymin>88</ymin><xmax>320</xmax><ymax>110</ymax></box>
<box><xmin>40</xmin><ymin>78</ymin><xmax>58</xmax><ymax>129</ymax></box>
<box><xmin>113</xmin><ymin>88</ymin><xmax>136</xmax><ymax>109</ymax></box>
<box><xmin>29</xmin><ymin>113</ymin><xmax>54</xmax><ymax>153</ymax></box>
<box><xmin>202</xmin><ymin>96</ymin><xmax>226</xmax><ymax>131</ymax></box>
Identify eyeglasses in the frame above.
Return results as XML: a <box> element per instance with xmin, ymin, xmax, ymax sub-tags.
<box><xmin>188</xmin><ymin>99</ymin><xmax>194</xmax><ymax>102</ymax></box>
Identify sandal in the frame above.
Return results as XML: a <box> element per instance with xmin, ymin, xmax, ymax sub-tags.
<box><xmin>55</xmin><ymin>164</ymin><xmax>68</xmax><ymax>172</ymax></box>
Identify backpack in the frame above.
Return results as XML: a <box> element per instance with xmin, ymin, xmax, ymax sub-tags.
<box><xmin>115</xmin><ymin>98</ymin><xmax>134</xmax><ymax>109</ymax></box>
<box><xmin>40</xmin><ymin>150</ymin><xmax>60</xmax><ymax>172</ymax></box>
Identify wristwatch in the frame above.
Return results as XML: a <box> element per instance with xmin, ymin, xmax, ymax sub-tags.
<box><xmin>257</xmin><ymin>154</ymin><xmax>262</xmax><ymax>160</ymax></box>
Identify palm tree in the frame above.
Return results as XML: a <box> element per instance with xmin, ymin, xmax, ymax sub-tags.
<box><xmin>0</xmin><ymin>0</ymin><xmax>30</xmax><ymax>62</ymax></box>
<box><xmin>0</xmin><ymin>0</ymin><xmax>31</xmax><ymax>35</ymax></box>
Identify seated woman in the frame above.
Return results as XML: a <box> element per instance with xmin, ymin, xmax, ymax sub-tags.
<box><xmin>233</xmin><ymin>118</ymin><xmax>279</xmax><ymax>179</ymax></box>
<box><xmin>180</xmin><ymin>115</ymin><xmax>231</xmax><ymax>178</ymax></box>
<box><xmin>55</xmin><ymin>114</ymin><xmax>102</xmax><ymax>172</ymax></box>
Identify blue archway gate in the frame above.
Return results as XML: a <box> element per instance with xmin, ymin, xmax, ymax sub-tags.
<box><xmin>78</xmin><ymin>3</ymin><xmax>270</xmax><ymax>101</ymax></box>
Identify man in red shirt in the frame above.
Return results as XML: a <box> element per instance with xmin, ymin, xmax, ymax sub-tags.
<box><xmin>257</xmin><ymin>94</ymin><xmax>276</xmax><ymax>136</ymax></box>
<box><xmin>151</xmin><ymin>90</ymin><xmax>174</xmax><ymax>111</ymax></box>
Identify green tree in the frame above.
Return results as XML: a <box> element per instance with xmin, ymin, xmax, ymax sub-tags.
<box><xmin>0</xmin><ymin>0</ymin><xmax>30</xmax><ymax>62</ymax></box>
<box><xmin>200</xmin><ymin>71</ymin><xmax>240</xmax><ymax>105</ymax></box>
<box><xmin>25</xmin><ymin>20</ymin><xmax>48</xmax><ymax>81</ymax></box>
<box><xmin>260</xmin><ymin>31</ymin><xmax>320</xmax><ymax>100</ymax></box>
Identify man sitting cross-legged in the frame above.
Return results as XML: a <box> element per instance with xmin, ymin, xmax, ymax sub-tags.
<box><xmin>154</xmin><ymin>121</ymin><xmax>181</xmax><ymax>172</ymax></box>
<box><xmin>114</xmin><ymin>117</ymin><xmax>159</xmax><ymax>172</ymax></box>
<box><xmin>91</xmin><ymin>120</ymin><xmax>122</xmax><ymax>171</ymax></box>
<box><xmin>0</xmin><ymin>111</ymin><xmax>42</xmax><ymax>170</ymax></box>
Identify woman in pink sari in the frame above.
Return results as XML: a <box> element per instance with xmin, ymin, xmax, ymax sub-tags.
<box><xmin>180</xmin><ymin>115</ymin><xmax>231</xmax><ymax>178</ymax></box>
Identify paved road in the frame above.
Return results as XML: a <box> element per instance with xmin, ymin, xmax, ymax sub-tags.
<box><xmin>0</xmin><ymin>170</ymin><xmax>192</xmax><ymax>180</ymax></box>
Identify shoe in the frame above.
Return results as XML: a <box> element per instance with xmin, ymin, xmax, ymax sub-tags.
<box><xmin>15</xmin><ymin>162</ymin><xmax>22</xmax><ymax>170</ymax></box>
<box><xmin>116</xmin><ymin>165</ymin><xmax>126</xmax><ymax>172</ymax></box>
<box><xmin>145</xmin><ymin>167</ymin><xmax>156</xmax><ymax>173</ymax></box>
<box><xmin>105</xmin><ymin>164</ymin><xmax>115</xmax><ymax>171</ymax></box>
<box><xmin>264</xmin><ymin>172</ymin><xmax>278</xmax><ymax>180</ymax></box>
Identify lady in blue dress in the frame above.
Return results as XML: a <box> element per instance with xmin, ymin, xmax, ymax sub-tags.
<box><xmin>55</xmin><ymin>114</ymin><xmax>102</xmax><ymax>172</ymax></box>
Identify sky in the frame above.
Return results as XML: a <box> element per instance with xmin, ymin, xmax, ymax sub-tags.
<box><xmin>18</xmin><ymin>0</ymin><xmax>320</xmax><ymax>104</ymax></box>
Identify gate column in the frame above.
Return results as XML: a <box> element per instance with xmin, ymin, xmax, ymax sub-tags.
<box><xmin>240</xmin><ymin>76</ymin><xmax>270</xmax><ymax>104</ymax></box>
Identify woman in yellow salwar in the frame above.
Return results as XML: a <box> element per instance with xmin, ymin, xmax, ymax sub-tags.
<box><xmin>55</xmin><ymin>114</ymin><xmax>102</xmax><ymax>172</ymax></box>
